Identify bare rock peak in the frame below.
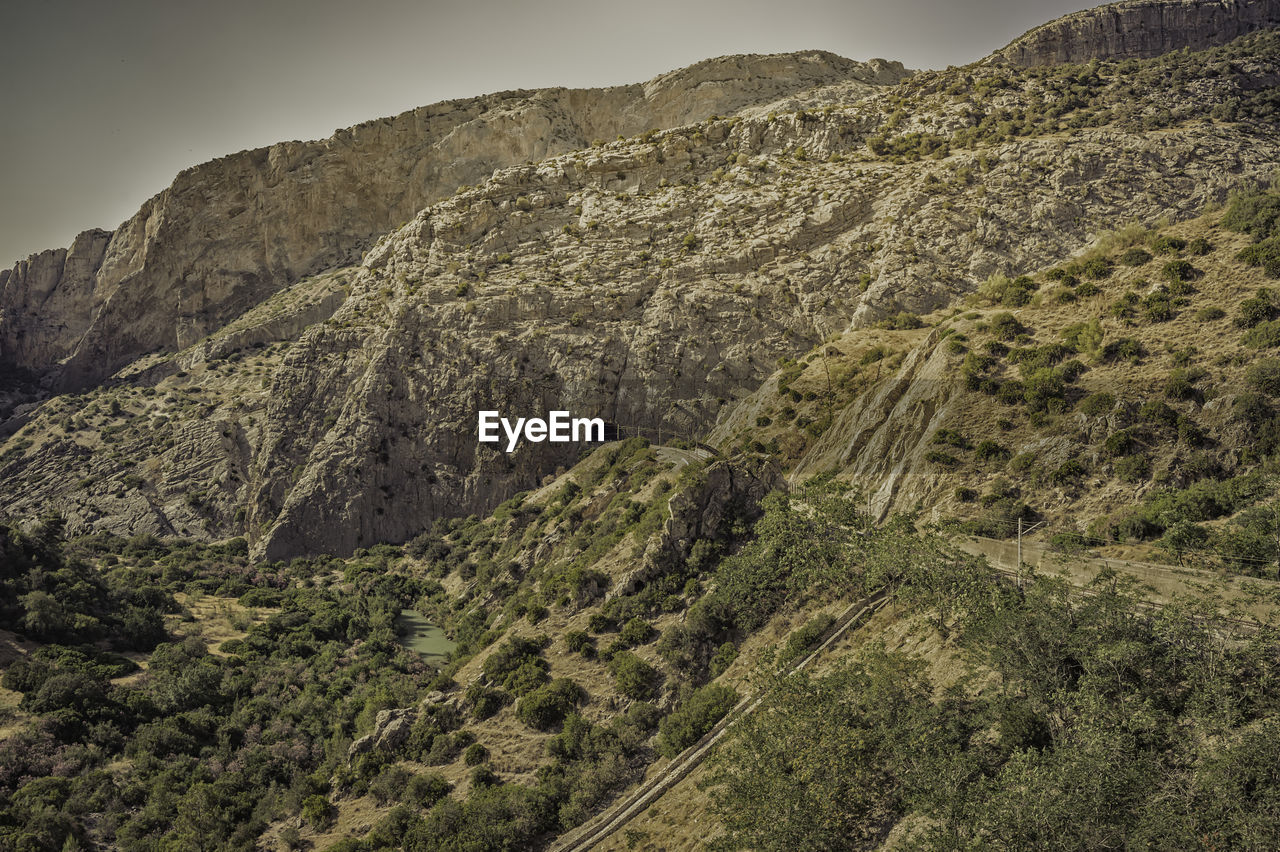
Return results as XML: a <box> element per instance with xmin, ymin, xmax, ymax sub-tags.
<box><xmin>992</xmin><ymin>0</ymin><xmax>1280</xmax><ymax>66</ymax></box>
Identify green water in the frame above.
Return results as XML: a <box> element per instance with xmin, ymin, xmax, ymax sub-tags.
<box><xmin>395</xmin><ymin>609</ymin><xmax>455</xmax><ymax>665</ymax></box>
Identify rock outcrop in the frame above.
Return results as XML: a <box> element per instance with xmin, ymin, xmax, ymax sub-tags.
<box><xmin>990</xmin><ymin>0</ymin><xmax>1280</xmax><ymax>67</ymax></box>
<box><xmin>0</xmin><ymin>52</ymin><xmax>906</xmax><ymax>392</ymax></box>
<box><xmin>614</xmin><ymin>454</ymin><xmax>782</xmax><ymax>599</ymax></box>
<box><xmin>348</xmin><ymin>707</ymin><xmax>416</xmax><ymax>760</ymax></box>
<box><xmin>1</xmin><ymin>20</ymin><xmax>1278</xmax><ymax>557</ymax></box>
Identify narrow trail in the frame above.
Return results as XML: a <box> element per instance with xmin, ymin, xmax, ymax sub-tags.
<box><xmin>550</xmin><ymin>529</ymin><xmax>1280</xmax><ymax>850</ymax></box>
<box><xmin>549</xmin><ymin>589</ymin><xmax>889</xmax><ymax>852</ymax></box>
<box><xmin>960</xmin><ymin>534</ymin><xmax>1280</xmax><ymax>625</ymax></box>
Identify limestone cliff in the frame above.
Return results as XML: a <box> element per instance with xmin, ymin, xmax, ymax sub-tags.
<box><xmin>1</xmin><ymin>19</ymin><xmax>1278</xmax><ymax>558</ymax></box>
<box><xmin>991</xmin><ymin>0</ymin><xmax>1280</xmax><ymax>66</ymax></box>
<box><xmin>0</xmin><ymin>51</ymin><xmax>906</xmax><ymax>392</ymax></box>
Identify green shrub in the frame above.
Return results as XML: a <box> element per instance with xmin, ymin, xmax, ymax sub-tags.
<box><xmin>1009</xmin><ymin>453</ymin><xmax>1036</xmax><ymax>474</ymax></box>
<box><xmin>503</xmin><ymin>659</ymin><xmax>550</xmax><ymax>697</ymax></box>
<box><xmin>1009</xmin><ymin>343</ymin><xmax>1073</xmax><ymax>375</ymax></box>
<box><xmin>302</xmin><ymin>795</ymin><xmax>334</xmax><ymax>829</ymax></box>
<box><xmin>975</xmin><ymin>440</ymin><xmax>1010</xmax><ymax>461</ymax></box>
<box><xmin>931</xmin><ymin>429</ymin><xmax>969</xmax><ymax>449</ymax></box>
<box><xmin>657</xmin><ymin>683</ymin><xmax>739</xmax><ymax>758</ymax></box>
<box><xmin>1247</xmin><ymin>358</ymin><xmax>1280</xmax><ymax>395</ymax></box>
<box><xmin>620</xmin><ymin>617</ymin><xmax>656</xmax><ymax>646</ymax></box>
<box><xmin>516</xmin><ymin>678</ymin><xmax>585</xmax><ymax>730</ymax></box>
<box><xmin>1234</xmin><ymin>392</ymin><xmax>1274</xmax><ymax>425</ymax></box>
<box><xmin>997</xmin><ymin>381</ymin><xmax>1026</xmax><ymax>406</ymax></box>
<box><xmin>1048</xmin><ymin>459</ymin><xmax>1085</xmax><ymax>485</ymax></box>
<box><xmin>709</xmin><ymin>642</ymin><xmax>739</xmax><ymax>678</ymax></box>
<box><xmin>565</xmin><ymin>630</ymin><xmax>592</xmax><ymax>654</ymax></box>
<box><xmin>1061</xmin><ymin>320</ymin><xmax>1104</xmax><ymax>358</ymax></box>
<box><xmin>469</xmin><ymin>686</ymin><xmax>509</xmax><ymax>721</ymax></box>
<box><xmin>1139</xmin><ymin>399</ymin><xmax>1178</xmax><ymax>427</ymax></box>
<box><xmin>370</xmin><ymin>765</ymin><xmax>414</xmax><ymax>805</ymax></box>
<box><xmin>1103</xmin><ymin>337</ymin><xmax>1144</xmax><ymax>363</ymax></box>
<box><xmin>1081</xmin><ymin>257</ymin><xmax>1112</xmax><ymax>279</ymax></box>
<box><xmin>1238</xmin><ymin>237</ymin><xmax>1280</xmax><ymax>277</ymax></box>
<box><xmin>1120</xmin><ymin>247</ymin><xmax>1152</xmax><ymax>266</ymax></box>
<box><xmin>611</xmin><ymin>652</ymin><xmax>660</xmax><ymax>700</ymax></box>
<box><xmin>1235</xmin><ymin>288</ymin><xmax>1277</xmax><ymax>328</ymax></box>
<box><xmin>404</xmin><ymin>773</ymin><xmax>451</xmax><ymax>808</ymax></box>
<box><xmin>1243</xmin><ymin>319</ymin><xmax>1280</xmax><ymax>348</ymax></box>
<box><xmin>1103</xmin><ymin>428</ymin><xmax>1140</xmax><ymax>458</ymax></box>
<box><xmin>1164</xmin><ymin>368</ymin><xmax>1203</xmax><ymax>401</ymax></box>
<box><xmin>1023</xmin><ymin>368</ymin><xmax>1067</xmax><ymax>412</ymax></box>
<box><xmin>1079</xmin><ymin>392</ymin><xmax>1115</xmax><ymax>417</ymax></box>
<box><xmin>463</xmin><ymin>743</ymin><xmax>489</xmax><ymax>766</ymax></box>
<box><xmin>980</xmin><ymin>274</ymin><xmax>1037</xmax><ymax>307</ymax></box>
<box><xmin>1151</xmin><ymin>235</ymin><xmax>1187</xmax><ymax>254</ymax></box>
<box><xmin>1115</xmin><ymin>454</ymin><xmax>1152</xmax><ymax>483</ymax></box>
<box><xmin>990</xmin><ymin>313</ymin><xmax>1024</xmax><ymax>341</ymax></box>
<box><xmin>1143</xmin><ymin>290</ymin><xmax>1175</xmax><ymax>322</ymax></box>
<box><xmin>1162</xmin><ymin>259</ymin><xmax>1195</xmax><ymax>282</ymax></box>
<box><xmin>877</xmin><ymin>312</ymin><xmax>925</xmax><ymax>330</ymax></box>
<box><xmin>781</xmin><ymin>614</ymin><xmax>836</xmax><ymax>665</ymax></box>
<box><xmin>1221</xmin><ymin>187</ymin><xmax>1280</xmax><ymax>238</ymax></box>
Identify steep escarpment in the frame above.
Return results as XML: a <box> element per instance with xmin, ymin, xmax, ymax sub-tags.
<box><xmin>727</xmin><ymin>194</ymin><xmax>1280</xmax><ymax>553</ymax></box>
<box><xmin>991</xmin><ymin>0</ymin><xmax>1280</xmax><ymax>66</ymax></box>
<box><xmin>1</xmin><ymin>32</ymin><xmax>1277</xmax><ymax>557</ymax></box>
<box><xmin>0</xmin><ymin>230</ymin><xmax>111</xmax><ymax>377</ymax></box>
<box><xmin>0</xmin><ymin>51</ymin><xmax>906</xmax><ymax>392</ymax></box>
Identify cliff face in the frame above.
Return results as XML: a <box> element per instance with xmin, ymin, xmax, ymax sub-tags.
<box><xmin>991</xmin><ymin>0</ymin><xmax>1280</xmax><ymax>66</ymax></box>
<box><xmin>1</xmin><ymin>17</ymin><xmax>1278</xmax><ymax>558</ymax></box>
<box><xmin>0</xmin><ymin>230</ymin><xmax>111</xmax><ymax>376</ymax></box>
<box><xmin>0</xmin><ymin>51</ymin><xmax>907</xmax><ymax>391</ymax></box>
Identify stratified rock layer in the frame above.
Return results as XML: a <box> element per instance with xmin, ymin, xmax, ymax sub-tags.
<box><xmin>0</xmin><ymin>52</ymin><xmax>906</xmax><ymax>391</ymax></box>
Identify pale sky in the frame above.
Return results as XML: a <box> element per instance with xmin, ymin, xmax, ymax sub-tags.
<box><xmin>0</xmin><ymin>0</ymin><xmax>1091</xmax><ymax>267</ymax></box>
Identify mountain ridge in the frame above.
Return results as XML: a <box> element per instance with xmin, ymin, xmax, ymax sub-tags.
<box><xmin>0</xmin><ymin>51</ymin><xmax>907</xmax><ymax>393</ymax></box>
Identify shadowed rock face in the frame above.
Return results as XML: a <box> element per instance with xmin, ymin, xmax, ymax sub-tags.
<box><xmin>990</xmin><ymin>0</ymin><xmax>1280</xmax><ymax>66</ymax></box>
<box><xmin>0</xmin><ymin>51</ymin><xmax>907</xmax><ymax>392</ymax></box>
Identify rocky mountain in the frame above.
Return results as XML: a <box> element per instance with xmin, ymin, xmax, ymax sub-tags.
<box><xmin>2</xmin><ymin>1</ymin><xmax>1279</xmax><ymax>562</ymax></box>
<box><xmin>0</xmin><ymin>52</ymin><xmax>907</xmax><ymax>393</ymax></box>
<box><xmin>990</xmin><ymin>0</ymin><xmax>1280</xmax><ymax>66</ymax></box>
<box><xmin>9</xmin><ymin>3</ymin><xmax>1280</xmax><ymax>851</ymax></box>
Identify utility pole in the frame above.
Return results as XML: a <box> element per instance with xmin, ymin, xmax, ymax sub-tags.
<box><xmin>1017</xmin><ymin>517</ymin><xmax>1045</xmax><ymax>590</ymax></box>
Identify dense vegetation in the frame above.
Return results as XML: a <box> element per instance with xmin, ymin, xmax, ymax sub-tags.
<box><xmin>707</xmin><ymin>555</ymin><xmax>1280</xmax><ymax>850</ymax></box>
<box><xmin>3</xmin><ymin>27</ymin><xmax>1280</xmax><ymax>852</ymax></box>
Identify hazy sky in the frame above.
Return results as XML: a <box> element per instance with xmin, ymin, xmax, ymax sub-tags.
<box><xmin>0</xmin><ymin>0</ymin><xmax>1091</xmax><ymax>268</ymax></box>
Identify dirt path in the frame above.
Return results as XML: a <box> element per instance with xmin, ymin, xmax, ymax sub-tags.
<box><xmin>549</xmin><ymin>589</ymin><xmax>889</xmax><ymax>852</ymax></box>
<box><xmin>553</xmin><ymin>533</ymin><xmax>1280</xmax><ymax>849</ymax></box>
<box><xmin>959</xmin><ymin>534</ymin><xmax>1280</xmax><ymax>623</ymax></box>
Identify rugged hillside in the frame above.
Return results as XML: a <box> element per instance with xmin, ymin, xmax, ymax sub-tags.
<box><xmin>990</xmin><ymin>0</ymin><xmax>1280</xmax><ymax>66</ymax></box>
<box><xmin>0</xmin><ymin>51</ymin><xmax>906</xmax><ymax>392</ymax></box>
<box><xmin>2</xmin><ymin>26</ymin><xmax>1278</xmax><ymax>558</ymax></box>
<box><xmin>4</xmin><ymin>430</ymin><xmax>1279</xmax><ymax>851</ymax></box>
<box><xmin>9</xmin><ymin>4</ymin><xmax>1280</xmax><ymax>850</ymax></box>
<box><xmin>723</xmin><ymin>191</ymin><xmax>1280</xmax><ymax>564</ymax></box>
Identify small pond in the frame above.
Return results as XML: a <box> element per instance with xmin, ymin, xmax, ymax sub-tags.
<box><xmin>395</xmin><ymin>609</ymin><xmax>455</xmax><ymax>666</ymax></box>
